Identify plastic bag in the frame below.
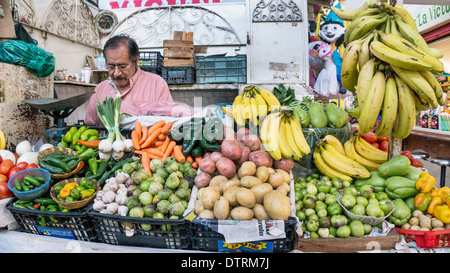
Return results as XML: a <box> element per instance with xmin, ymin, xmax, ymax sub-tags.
<box><xmin>0</xmin><ymin>40</ymin><xmax>55</xmax><ymax>77</ymax></box>
<box><xmin>138</xmin><ymin>100</ymin><xmax>194</xmax><ymax>117</ymax></box>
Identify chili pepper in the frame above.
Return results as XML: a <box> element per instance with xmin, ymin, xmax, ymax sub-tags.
<box><xmin>66</xmin><ymin>159</ymin><xmax>80</xmax><ymax>171</ymax></box>
<box><xmin>88</xmin><ymin>157</ymin><xmax>99</xmax><ymax>175</ymax></box>
<box><xmin>199</xmin><ymin>138</ymin><xmax>221</xmax><ymax>151</ymax></box>
<box><xmin>416</xmin><ymin>172</ymin><xmax>435</xmax><ymax>193</ymax></box>
<box><xmin>62</xmin><ymin>155</ymin><xmax>80</xmax><ymax>163</ymax></box>
<box><xmin>75</xmin><ymin>143</ymin><xmax>88</xmax><ymax>154</ymax></box>
<box><xmin>77</xmin><ymin>139</ymin><xmax>101</xmax><ymax>148</ymax></box>
<box><xmin>23</xmin><ymin>175</ymin><xmax>41</xmax><ymax>187</ymax></box>
<box><xmin>97</xmin><ymin>170</ymin><xmax>110</xmax><ymax>186</ymax></box>
<box><xmin>79</xmin><ymin>148</ymin><xmax>95</xmax><ymax>160</ymax></box>
<box><xmin>62</xmin><ymin>126</ymin><xmax>77</xmax><ymax>143</ymax></box>
<box><xmin>80</xmin><ymin>189</ymin><xmax>94</xmax><ymax>199</ymax></box>
<box><xmin>45</xmin><ymin>157</ymin><xmax>71</xmax><ymax>173</ymax></box>
<box><xmin>427</xmin><ymin>196</ymin><xmax>442</xmax><ymax>215</ymax></box>
<box><xmin>72</xmin><ymin>126</ymin><xmax>86</xmax><ymax>145</ymax></box>
<box><xmin>14</xmin><ymin>179</ymin><xmax>22</xmax><ymax>191</ymax></box>
<box><xmin>34</xmin><ymin>198</ymin><xmax>57</xmax><ymax>205</ymax></box>
<box><xmin>110</xmin><ymin>157</ymin><xmax>135</xmax><ymax>173</ymax></box>
<box><xmin>59</xmin><ymin>188</ymin><xmax>71</xmax><ymax>199</ymax></box>
<box><xmin>21</xmin><ymin>184</ymin><xmax>30</xmax><ymax>191</ymax></box>
<box><xmin>57</xmin><ymin>141</ymin><xmax>69</xmax><ymax>148</ymax></box>
<box><xmin>72</xmin><ymin>160</ymin><xmax>86</xmax><ymax>175</ymax></box>
<box><xmin>14</xmin><ymin>204</ymin><xmax>28</xmax><ymax>209</ymax></box>
<box><xmin>80</xmin><ymin>129</ymin><xmax>99</xmax><ymax>141</ymax></box>
<box><xmin>414</xmin><ymin>193</ymin><xmax>432</xmax><ymax>212</ymax></box>
<box><xmin>203</xmin><ymin>117</ymin><xmax>223</xmax><ymax>143</ymax></box>
<box><xmin>434</xmin><ymin>204</ymin><xmax>450</xmax><ymax>224</ymax></box>
<box><xmin>33</xmin><ymin>203</ymin><xmax>40</xmax><ymax>209</ymax></box>
<box><xmin>39</xmin><ymin>161</ymin><xmax>65</xmax><ymax>174</ymax></box>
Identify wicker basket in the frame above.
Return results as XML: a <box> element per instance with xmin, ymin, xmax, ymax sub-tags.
<box><xmin>38</xmin><ymin>147</ymin><xmax>82</xmax><ymax>179</ymax></box>
<box><xmin>50</xmin><ymin>178</ymin><xmax>100</xmax><ymax>209</ymax></box>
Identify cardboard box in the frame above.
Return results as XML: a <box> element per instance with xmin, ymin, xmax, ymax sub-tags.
<box><xmin>0</xmin><ymin>0</ymin><xmax>16</xmax><ymax>39</ymax></box>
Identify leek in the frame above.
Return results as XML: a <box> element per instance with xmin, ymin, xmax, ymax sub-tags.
<box><xmin>96</xmin><ymin>96</ymin><xmax>126</xmax><ymax>142</ymax></box>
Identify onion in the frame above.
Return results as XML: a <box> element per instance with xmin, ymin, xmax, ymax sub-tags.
<box><xmin>39</xmin><ymin>143</ymin><xmax>54</xmax><ymax>152</ymax></box>
<box><xmin>17</xmin><ymin>152</ymin><xmax>39</xmax><ymax>165</ymax></box>
<box><xmin>16</xmin><ymin>140</ymin><xmax>32</xmax><ymax>156</ymax></box>
<box><xmin>0</xmin><ymin>150</ymin><xmax>16</xmax><ymax>164</ymax></box>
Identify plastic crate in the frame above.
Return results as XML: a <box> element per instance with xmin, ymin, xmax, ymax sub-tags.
<box><xmin>6</xmin><ymin>198</ymin><xmax>97</xmax><ymax>241</ymax></box>
<box><xmin>195</xmin><ymin>54</ymin><xmax>247</xmax><ymax>84</ymax></box>
<box><xmin>161</xmin><ymin>67</ymin><xmax>195</xmax><ymax>85</ymax></box>
<box><xmin>396</xmin><ymin>228</ymin><xmax>450</xmax><ymax>248</ymax></box>
<box><xmin>87</xmin><ymin>205</ymin><xmax>190</xmax><ymax>249</ymax></box>
<box><xmin>138</xmin><ymin>51</ymin><xmax>163</xmax><ymax>74</ymax></box>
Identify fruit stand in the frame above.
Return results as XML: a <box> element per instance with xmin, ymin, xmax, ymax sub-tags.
<box><xmin>0</xmin><ymin>0</ymin><xmax>450</xmax><ymax>257</ymax></box>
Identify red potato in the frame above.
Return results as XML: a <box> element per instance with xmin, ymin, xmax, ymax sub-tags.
<box><xmin>221</xmin><ymin>139</ymin><xmax>242</xmax><ymax>160</ymax></box>
<box><xmin>236</xmin><ymin>128</ymin><xmax>251</xmax><ymax>141</ymax></box>
<box><xmin>203</xmin><ymin>152</ymin><xmax>211</xmax><ymax>159</ymax></box>
<box><xmin>194</xmin><ymin>172</ymin><xmax>212</xmax><ymax>188</ymax></box>
<box><xmin>248</xmin><ymin>151</ymin><xmax>273</xmax><ymax>168</ymax></box>
<box><xmin>216</xmin><ymin>157</ymin><xmax>237</xmax><ymax>178</ymax></box>
<box><xmin>209</xmin><ymin>152</ymin><xmax>223</xmax><ymax>162</ymax></box>
<box><xmin>236</xmin><ymin>146</ymin><xmax>251</xmax><ymax>166</ymax></box>
<box><xmin>273</xmin><ymin>158</ymin><xmax>294</xmax><ymax>173</ymax></box>
<box><xmin>199</xmin><ymin>158</ymin><xmax>216</xmax><ymax>174</ymax></box>
<box><xmin>240</xmin><ymin>133</ymin><xmax>261</xmax><ymax>151</ymax></box>
<box><xmin>223</xmin><ymin>126</ymin><xmax>237</xmax><ymax>141</ymax></box>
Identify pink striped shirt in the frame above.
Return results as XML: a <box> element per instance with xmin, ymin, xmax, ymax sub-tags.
<box><xmin>84</xmin><ymin>68</ymin><xmax>172</xmax><ymax>126</ymax></box>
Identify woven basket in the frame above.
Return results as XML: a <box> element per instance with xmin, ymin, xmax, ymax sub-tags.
<box><xmin>50</xmin><ymin>177</ymin><xmax>100</xmax><ymax>209</ymax></box>
<box><xmin>37</xmin><ymin>147</ymin><xmax>82</xmax><ymax>179</ymax></box>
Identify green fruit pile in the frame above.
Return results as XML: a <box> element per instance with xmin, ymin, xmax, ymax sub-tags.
<box><xmin>294</xmin><ymin>173</ymin><xmax>390</xmax><ymax>238</ymax></box>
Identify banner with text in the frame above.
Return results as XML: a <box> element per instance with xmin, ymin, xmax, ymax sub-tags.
<box><xmin>406</xmin><ymin>4</ymin><xmax>450</xmax><ymax>33</ymax></box>
<box><xmin>99</xmin><ymin>0</ymin><xmax>246</xmax><ymax>10</ymax></box>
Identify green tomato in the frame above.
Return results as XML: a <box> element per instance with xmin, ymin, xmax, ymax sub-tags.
<box><xmin>296</xmin><ymin>210</ymin><xmax>307</xmax><ymax>221</ymax></box>
<box><xmin>327</xmin><ymin>202</ymin><xmax>342</xmax><ymax>216</ymax></box>
<box><xmin>306</xmin><ymin>219</ymin><xmax>319</xmax><ymax>232</ymax></box>
<box><xmin>336</xmin><ymin>225</ymin><xmax>351</xmax><ymax>238</ymax></box>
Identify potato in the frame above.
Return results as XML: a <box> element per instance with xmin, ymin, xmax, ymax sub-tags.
<box><xmin>256</xmin><ymin>166</ymin><xmax>269</xmax><ymax>182</ymax></box>
<box><xmin>410</xmin><ymin>225</ymin><xmax>420</xmax><ymax>230</ymax></box>
<box><xmin>401</xmin><ymin>223</ymin><xmax>411</xmax><ymax>230</ymax></box>
<box><xmin>412</xmin><ymin>210</ymin><xmax>423</xmax><ymax>218</ymax></box>
<box><xmin>248</xmin><ymin>151</ymin><xmax>273</xmax><ymax>167</ymax></box>
<box><xmin>276</xmin><ymin>169</ymin><xmax>291</xmax><ymax>183</ymax></box>
<box><xmin>236</xmin><ymin>188</ymin><xmax>256</xmax><ymax>208</ymax></box>
<box><xmin>409</xmin><ymin>217</ymin><xmax>419</xmax><ymax>226</ymax></box>
<box><xmin>216</xmin><ymin>157</ymin><xmax>237</xmax><ymax>178</ymax></box>
<box><xmin>419</xmin><ymin>227</ymin><xmax>430</xmax><ymax>231</ymax></box>
<box><xmin>236</xmin><ymin>128</ymin><xmax>251</xmax><ymax>140</ymax></box>
<box><xmin>240</xmin><ymin>133</ymin><xmax>261</xmax><ymax>151</ymax></box>
<box><xmin>276</xmin><ymin>184</ymin><xmax>289</xmax><ymax>195</ymax></box>
<box><xmin>240</xmin><ymin>176</ymin><xmax>263</xmax><ymax>188</ymax></box>
<box><xmin>253</xmin><ymin>204</ymin><xmax>270</xmax><ymax>220</ymax></box>
<box><xmin>201</xmin><ymin>187</ymin><xmax>220</xmax><ymax>210</ymax></box>
<box><xmin>251</xmin><ymin>183</ymin><xmax>273</xmax><ymax>204</ymax></box>
<box><xmin>194</xmin><ymin>172</ymin><xmax>212</xmax><ymax>188</ymax></box>
<box><xmin>238</xmin><ymin>161</ymin><xmax>257</xmax><ymax>178</ymax></box>
<box><xmin>197</xmin><ymin>187</ymin><xmax>205</xmax><ymax>200</ymax></box>
<box><xmin>222</xmin><ymin>179</ymin><xmax>241</xmax><ymax>193</ymax></box>
<box><xmin>267</xmin><ymin>167</ymin><xmax>275</xmax><ymax>175</ymax></box>
<box><xmin>199</xmin><ymin>158</ymin><xmax>216</xmax><ymax>174</ymax></box>
<box><xmin>236</xmin><ymin>146</ymin><xmax>251</xmax><ymax>166</ymax></box>
<box><xmin>263</xmin><ymin>190</ymin><xmax>291</xmax><ymax>220</ymax></box>
<box><xmin>223</xmin><ymin>125</ymin><xmax>237</xmax><ymax>141</ymax></box>
<box><xmin>198</xmin><ymin>209</ymin><xmax>215</xmax><ymax>219</ymax></box>
<box><xmin>221</xmin><ymin>139</ymin><xmax>242</xmax><ymax>160</ymax></box>
<box><xmin>214</xmin><ymin>196</ymin><xmax>230</xmax><ymax>220</ymax></box>
<box><xmin>209</xmin><ymin>152</ymin><xmax>223</xmax><ymax>162</ymax></box>
<box><xmin>230</xmin><ymin>206</ymin><xmax>254</xmax><ymax>220</ymax></box>
<box><xmin>273</xmin><ymin>158</ymin><xmax>295</xmax><ymax>173</ymax></box>
<box><xmin>223</xmin><ymin>186</ymin><xmax>241</xmax><ymax>206</ymax></box>
<box><xmin>268</xmin><ymin>171</ymin><xmax>286</xmax><ymax>188</ymax></box>
<box><xmin>419</xmin><ymin>215</ymin><xmax>432</xmax><ymax>229</ymax></box>
<box><xmin>209</xmin><ymin>175</ymin><xmax>228</xmax><ymax>194</ymax></box>
<box><xmin>432</xmin><ymin>218</ymin><xmax>444</xmax><ymax>228</ymax></box>
<box><xmin>194</xmin><ymin>200</ymin><xmax>205</xmax><ymax>215</ymax></box>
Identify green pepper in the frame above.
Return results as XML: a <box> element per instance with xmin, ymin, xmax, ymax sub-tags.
<box><xmin>65</xmin><ymin>196</ymin><xmax>75</xmax><ymax>202</ymax></box>
<box><xmin>70</xmin><ymin>188</ymin><xmax>81</xmax><ymax>200</ymax></box>
<box><xmin>62</xmin><ymin>127</ymin><xmax>77</xmax><ymax>143</ymax></box>
<box><xmin>66</xmin><ymin>159</ymin><xmax>80</xmax><ymax>171</ymax></box>
<box><xmin>57</xmin><ymin>141</ymin><xmax>69</xmax><ymax>148</ymax></box>
<box><xmin>86</xmin><ymin>160</ymin><xmax>108</xmax><ymax>181</ymax></box>
<box><xmin>80</xmin><ymin>189</ymin><xmax>94</xmax><ymax>199</ymax></box>
<box><xmin>75</xmin><ymin>143</ymin><xmax>88</xmax><ymax>154</ymax></box>
<box><xmin>80</xmin><ymin>129</ymin><xmax>99</xmax><ymax>141</ymax></box>
<box><xmin>79</xmin><ymin>148</ymin><xmax>95</xmax><ymax>160</ymax></box>
<box><xmin>97</xmin><ymin>170</ymin><xmax>111</xmax><ymax>186</ymax></box>
<box><xmin>199</xmin><ymin>138</ymin><xmax>220</xmax><ymax>152</ymax></box>
<box><xmin>39</xmin><ymin>161</ymin><xmax>65</xmax><ymax>174</ymax></box>
<box><xmin>88</xmin><ymin>157</ymin><xmax>99</xmax><ymax>175</ymax></box>
<box><xmin>45</xmin><ymin>157</ymin><xmax>71</xmax><ymax>173</ymax></box>
<box><xmin>80</xmin><ymin>177</ymin><xmax>96</xmax><ymax>190</ymax></box>
<box><xmin>72</xmin><ymin>126</ymin><xmax>86</xmax><ymax>145</ymax></box>
<box><xmin>87</xmin><ymin>135</ymin><xmax>99</xmax><ymax>141</ymax></box>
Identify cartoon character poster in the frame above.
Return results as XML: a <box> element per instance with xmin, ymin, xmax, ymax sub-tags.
<box><xmin>309</xmin><ymin>2</ymin><xmax>348</xmax><ymax>98</ymax></box>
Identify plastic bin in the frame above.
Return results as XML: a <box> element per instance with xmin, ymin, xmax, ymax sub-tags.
<box><xmin>138</xmin><ymin>51</ymin><xmax>163</xmax><ymax>74</ymax></box>
<box><xmin>161</xmin><ymin>67</ymin><xmax>195</xmax><ymax>85</ymax></box>
<box><xmin>7</xmin><ymin>168</ymin><xmax>51</xmax><ymax>201</ymax></box>
<box><xmin>195</xmin><ymin>54</ymin><xmax>246</xmax><ymax>84</ymax></box>
<box><xmin>396</xmin><ymin>228</ymin><xmax>450</xmax><ymax>248</ymax></box>
<box><xmin>87</xmin><ymin>205</ymin><xmax>190</xmax><ymax>249</ymax></box>
<box><xmin>6</xmin><ymin>198</ymin><xmax>97</xmax><ymax>241</ymax></box>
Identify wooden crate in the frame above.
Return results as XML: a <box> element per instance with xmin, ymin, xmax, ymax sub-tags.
<box><xmin>294</xmin><ymin>229</ymin><xmax>402</xmax><ymax>253</ymax></box>
<box><xmin>163</xmin><ymin>31</ymin><xmax>194</xmax><ymax>67</ymax></box>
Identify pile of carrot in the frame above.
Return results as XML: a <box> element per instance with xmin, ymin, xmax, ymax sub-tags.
<box><xmin>131</xmin><ymin>120</ymin><xmax>200</xmax><ymax>177</ymax></box>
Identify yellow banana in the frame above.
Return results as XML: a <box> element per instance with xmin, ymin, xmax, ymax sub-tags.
<box><xmin>242</xmin><ymin>94</ymin><xmax>251</xmax><ymax>122</ymax></box>
<box><xmin>344</xmin><ymin>12</ymin><xmax>385</xmax><ymax>45</ymax></box>
<box><xmin>354</xmin><ymin>136</ymin><xmax>388</xmax><ymax>164</ymax></box>
<box><xmin>249</xmin><ymin>96</ymin><xmax>259</xmax><ymax>127</ymax></box>
<box><xmin>370</xmin><ymin>40</ymin><xmax>433</xmax><ymax>71</ymax></box>
<box><xmin>344</xmin><ymin>139</ymin><xmax>356</xmax><ymax>161</ymax></box>
<box><xmin>232</xmin><ymin>93</ymin><xmax>245</xmax><ymax>127</ymax></box>
<box><xmin>413</xmin><ymin>93</ymin><xmax>431</xmax><ymax>111</ymax></box>
<box><xmin>330</xmin><ymin>0</ymin><xmax>377</xmax><ymax>21</ymax></box>
<box><xmin>385</xmin><ymin>4</ymin><xmax>419</xmax><ymax>32</ymax></box>
<box><xmin>358</xmin><ymin>70</ymin><xmax>386</xmax><ymax>135</ymax></box>
<box><xmin>390</xmin><ymin>65</ymin><xmax>438</xmax><ymax>109</ymax></box>
<box><xmin>283</xmin><ymin>116</ymin><xmax>303</xmax><ymax>160</ymax></box>
<box><xmin>428</xmin><ymin>47</ymin><xmax>444</xmax><ymax>59</ymax></box>
<box><xmin>353</xmin><ymin>7</ymin><xmax>384</xmax><ymax>21</ymax></box>
<box><xmin>0</xmin><ymin>129</ymin><xmax>5</xmax><ymax>150</ymax></box>
<box><xmin>379</xmin><ymin>32</ymin><xmax>443</xmax><ymax>74</ymax></box>
<box><xmin>254</xmin><ymin>92</ymin><xmax>268</xmax><ymax>120</ymax></box>
<box><xmin>419</xmin><ymin>70</ymin><xmax>446</xmax><ymax>106</ymax></box>
<box><xmin>260</xmin><ymin>112</ymin><xmax>282</xmax><ymax>160</ymax></box>
<box><xmin>222</xmin><ymin>106</ymin><xmax>234</xmax><ymax>118</ymax></box>
<box><xmin>319</xmin><ymin>142</ymin><xmax>371</xmax><ymax>179</ymax></box>
<box><xmin>358</xmin><ymin>31</ymin><xmax>375</xmax><ymax>69</ymax></box>
<box><xmin>313</xmin><ymin>146</ymin><xmax>353</xmax><ymax>182</ymax></box>
<box><xmin>256</xmin><ymin>87</ymin><xmax>280</xmax><ymax>113</ymax></box>
<box><xmin>375</xmin><ymin>74</ymin><xmax>398</xmax><ymax>139</ymax></box>
<box><xmin>279</xmin><ymin>116</ymin><xmax>294</xmax><ymax>159</ymax></box>
<box><xmin>322</xmin><ymin>135</ymin><xmax>345</xmax><ymax>155</ymax></box>
<box><xmin>348</xmin><ymin>13</ymin><xmax>388</xmax><ymax>43</ymax></box>
<box><xmin>289</xmin><ymin>114</ymin><xmax>311</xmax><ymax>156</ymax></box>
<box><xmin>356</xmin><ymin>58</ymin><xmax>377</xmax><ymax>109</ymax></box>
<box><xmin>392</xmin><ymin>74</ymin><xmax>416</xmax><ymax>140</ymax></box>
<box><xmin>389</xmin><ymin>16</ymin><xmax>402</xmax><ymax>37</ymax></box>
<box><xmin>341</xmin><ymin>39</ymin><xmax>364</xmax><ymax>92</ymax></box>
<box><xmin>349</xmin><ymin>137</ymin><xmax>381</xmax><ymax>171</ymax></box>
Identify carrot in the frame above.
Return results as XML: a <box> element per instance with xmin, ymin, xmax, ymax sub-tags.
<box><xmin>186</xmin><ymin>155</ymin><xmax>193</xmax><ymax>163</ymax></box>
<box><xmin>195</xmin><ymin>156</ymin><xmax>203</xmax><ymax>164</ymax></box>
<box><xmin>158</xmin><ymin>134</ymin><xmax>166</xmax><ymax>141</ymax></box>
<box><xmin>173</xmin><ymin>145</ymin><xmax>185</xmax><ymax>163</ymax></box>
<box><xmin>131</xmin><ymin>130</ymin><xmax>141</xmax><ymax>150</ymax></box>
<box><xmin>139</xmin><ymin>125</ymin><xmax>148</xmax><ymax>145</ymax></box>
<box><xmin>160</xmin><ymin>137</ymin><xmax>171</xmax><ymax>152</ymax></box>
<box><xmin>163</xmin><ymin>141</ymin><xmax>176</xmax><ymax>162</ymax></box>
<box><xmin>148</xmin><ymin>120</ymin><xmax>166</xmax><ymax>136</ymax></box>
<box><xmin>140</xmin><ymin>151</ymin><xmax>152</xmax><ymax>177</ymax></box>
<box><xmin>141</xmin><ymin>127</ymin><xmax>162</xmax><ymax>149</ymax></box>
<box><xmin>135</xmin><ymin>121</ymin><xmax>142</xmax><ymax>140</ymax></box>
<box><xmin>161</xmin><ymin>122</ymin><xmax>172</xmax><ymax>134</ymax></box>
<box><xmin>77</xmin><ymin>139</ymin><xmax>101</xmax><ymax>148</ymax></box>
<box><xmin>154</xmin><ymin>140</ymin><xmax>165</xmax><ymax>147</ymax></box>
<box><xmin>191</xmin><ymin>161</ymin><xmax>198</xmax><ymax>169</ymax></box>
<box><xmin>141</xmin><ymin>148</ymin><xmax>164</xmax><ymax>158</ymax></box>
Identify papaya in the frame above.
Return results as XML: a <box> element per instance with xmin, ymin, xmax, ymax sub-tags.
<box><xmin>325</xmin><ymin>103</ymin><xmax>349</xmax><ymax>128</ymax></box>
<box><xmin>403</xmin><ymin>166</ymin><xmax>424</xmax><ymax>181</ymax></box>
<box><xmin>354</xmin><ymin>171</ymin><xmax>386</xmax><ymax>192</ymax></box>
<box><xmin>293</xmin><ymin>108</ymin><xmax>310</xmax><ymax>128</ymax></box>
<box><xmin>308</xmin><ymin>102</ymin><xmax>328</xmax><ymax>128</ymax></box>
<box><xmin>378</xmin><ymin>155</ymin><xmax>411</xmax><ymax>178</ymax></box>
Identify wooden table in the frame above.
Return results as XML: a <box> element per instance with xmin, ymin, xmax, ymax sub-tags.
<box><xmin>403</xmin><ymin>127</ymin><xmax>450</xmax><ymax>158</ymax></box>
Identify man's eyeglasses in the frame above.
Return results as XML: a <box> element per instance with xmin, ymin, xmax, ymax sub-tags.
<box><xmin>107</xmin><ymin>61</ymin><xmax>134</xmax><ymax>71</ymax></box>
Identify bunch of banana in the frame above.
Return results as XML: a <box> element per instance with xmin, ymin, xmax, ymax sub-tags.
<box><xmin>335</xmin><ymin>0</ymin><xmax>445</xmax><ymax>139</ymax></box>
<box><xmin>226</xmin><ymin>85</ymin><xmax>281</xmax><ymax>128</ymax></box>
<box><xmin>313</xmin><ymin>135</ymin><xmax>371</xmax><ymax>181</ymax></box>
<box><xmin>343</xmin><ymin>135</ymin><xmax>388</xmax><ymax>172</ymax></box>
<box><xmin>260</xmin><ymin>111</ymin><xmax>310</xmax><ymax>161</ymax></box>
<box><xmin>0</xmin><ymin>129</ymin><xmax>5</xmax><ymax>150</ymax></box>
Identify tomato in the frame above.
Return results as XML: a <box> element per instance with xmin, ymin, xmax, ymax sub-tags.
<box><xmin>8</xmin><ymin>166</ymin><xmax>22</xmax><ymax>180</ymax></box>
<box><xmin>377</xmin><ymin>136</ymin><xmax>389</xmax><ymax>143</ymax></box>
<box><xmin>380</xmin><ymin>140</ymin><xmax>389</xmax><ymax>152</ymax></box>
<box><xmin>0</xmin><ymin>174</ymin><xmax>7</xmax><ymax>184</ymax></box>
<box><xmin>0</xmin><ymin>155</ymin><xmax>2</xmax><ymax>164</ymax></box>
<box><xmin>401</xmin><ymin>151</ymin><xmax>413</xmax><ymax>161</ymax></box>
<box><xmin>411</xmin><ymin>158</ymin><xmax>424</xmax><ymax>168</ymax></box>
<box><xmin>15</xmin><ymin>161</ymin><xmax>28</xmax><ymax>170</ymax></box>
<box><xmin>361</xmin><ymin>132</ymin><xmax>378</xmax><ymax>144</ymax></box>
<box><xmin>0</xmin><ymin>159</ymin><xmax>15</xmax><ymax>176</ymax></box>
<box><xmin>371</xmin><ymin>142</ymin><xmax>380</xmax><ymax>149</ymax></box>
<box><xmin>0</xmin><ymin>181</ymin><xmax>13</xmax><ymax>199</ymax></box>
<box><xmin>13</xmin><ymin>153</ymin><xmax>19</xmax><ymax>162</ymax></box>
<box><xmin>26</xmin><ymin>163</ymin><xmax>39</xmax><ymax>169</ymax></box>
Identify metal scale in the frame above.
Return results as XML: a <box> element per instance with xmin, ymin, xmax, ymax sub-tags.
<box><xmin>24</xmin><ymin>92</ymin><xmax>94</xmax><ymax>143</ymax></box>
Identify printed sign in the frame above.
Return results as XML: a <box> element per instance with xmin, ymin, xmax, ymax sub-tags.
<box><xmin>99</xmin><ymin>0</ymin><xmax>245</xmax><ymax>10</ymax></box>
<box><xmin>406</xmin><ymin>5</ymin><xmax>450</xmax><ymax>33</ymax></box>
<box><xmin>36</xmin><ymin>227</ymin><xmax>77</xmax><ymax>240</ymax></box>
<box><xmin>218</xmin><ymin>240</ymin><xmax>275</xmax><ymax>253</ymax></box>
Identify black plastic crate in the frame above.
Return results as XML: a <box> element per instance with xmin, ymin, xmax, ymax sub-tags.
<box><xmin>188</xmin><ymin>217</ymin><xmax>297</xmax><ymax>253</ymax></box>
<box><xmin>138</xmin><ymin>51</ymin><xmax>163</xmax><ymax>74</ymax></box>
<box><xmin>87</xmin><ymin>205</ymin><xmax>190</xmax><ymax>249</ymax></box>
<box><xmin>195</xmin><ymin>54</ymin><xmax>247</xmax><ymax>84</ymax></box>
<box><xmin>162</xmin><ymin>67</ymin><xmax>195</xmax><ymax>85</ymax></box>
<box><xmin>6</xmin><ymin>198</ymin><xmax>97</xmax><ymax>241</ymax></box>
